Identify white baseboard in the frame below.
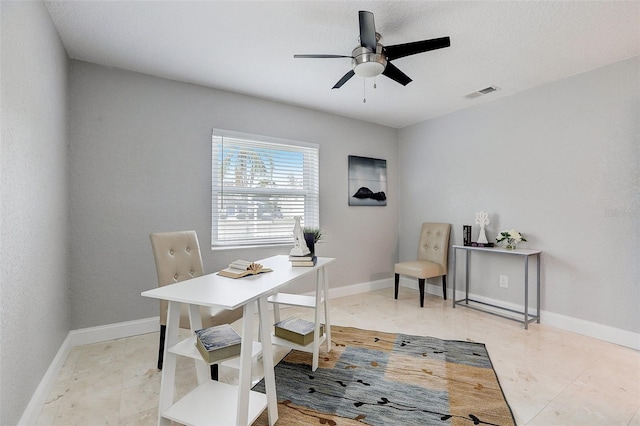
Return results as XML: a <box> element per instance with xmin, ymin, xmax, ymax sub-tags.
<box><xmin>325</xmin><ymin>277</ymin><xmax>394</xmax><ymax>299</ymax></box>
<box><xmin>18</xmin><ymin>317</ymin><xmax>160</xmax><ymax>426</ymax></box>
<box><xmin>69</xmin><ymin>316</ymin><xmax>159</xmax><ymax>346</ymax></box>
<box><xmin>541</xmin><ymin>310</ymin><xmax>639</xmax><ymax>350</ymax></box>
<box><xmin>18</xmin><ymin>334</ymin><xmax>73</xmax><ymax>426</ymax></box>
<box><xmin>398</xmin><ymin>277</ymin><xmax>640</xmax><ymax>350</ymax></box>
<box><xmin>20</xmin><ymin>280</ymin><xmax>638</xmax><ymax>424</ymax></box>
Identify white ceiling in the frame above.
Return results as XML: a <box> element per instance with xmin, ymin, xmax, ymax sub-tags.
<box><xmin>44</xmin><ymin>1</ymin><xmax>639</xmax><ymax>129</ymax></box>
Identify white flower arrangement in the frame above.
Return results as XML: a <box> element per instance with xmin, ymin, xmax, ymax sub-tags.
<box><xmin>496</xmin><ymin>229</ymin><xmax>527</xmax><ymax>249</ymax></box>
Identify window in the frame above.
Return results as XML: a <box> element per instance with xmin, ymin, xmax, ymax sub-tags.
<box><xmin>212</xmin><ymin>129</ymin><xmax>319</xmax><ymax>247</ymax></box>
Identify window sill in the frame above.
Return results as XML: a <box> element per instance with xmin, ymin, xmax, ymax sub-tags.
<box><xmin>210</xmin><ymin>242</ymin><xmax>292</xmax><ymax>251</ymax></box>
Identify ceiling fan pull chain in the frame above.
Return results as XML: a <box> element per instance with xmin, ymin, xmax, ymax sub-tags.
<box><xmin>374</xmin><ymin>77</ymin><xmax>377</xmax><ymax>89</ymax></box>
<box><xmin>363</xmin><ymin>78</ymin><xmax>367</xmax><ymax>103</ymax></box>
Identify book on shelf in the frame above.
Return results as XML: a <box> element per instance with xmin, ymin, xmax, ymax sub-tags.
<box><xmin>288</xmin><ymin>253</ymin><xmax>315</xmax><ymax>261</ymax></box>
<box><xmin>274</xmin><ymin>317</ymin><xmax>324</xmax><ymax>346</ymax></box>
<box><xmin>217</xmin><ymin>259</ymin><xmax>273</xmax><ymax>279</ymax></box>
<box><xmin>471</xmin><ymin>242</ymin><xmax>494</xmax><ymax>247</ymax></box>
<box><xmin>290</xmin><ymin>256</ymin><xmax>317</xmax><ymax>267</ymax></box>
<box><xmin>463</xmin><ymin>225</ymin><xmax>472</xmax><ymax>246</ymax></box>
<box><xmin>194</xmin><ymin>324</ymin><xmax>241</xmax><ymax>364</ymax></box>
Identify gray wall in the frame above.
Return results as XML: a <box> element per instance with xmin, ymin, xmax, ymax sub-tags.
<box><xmin>68</xmin><ymin>61</ymin><xmax>399</xmax><ymax>329</ymax></box>
<box><xmin>4</xmin><ymin>3</ymin><xmax>636</xmax><ymax>422</ymax></box>
<box><xmin>0</xmin><ymin>2</ymin><xmax>70</xmax><ymax>425</ymax></box>
<box><xmin>398</xmin><ymin>56</ymin><xmax>639</xmax><ymax>333</ymax></box>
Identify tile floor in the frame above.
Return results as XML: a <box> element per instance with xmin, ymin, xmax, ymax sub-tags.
<box><xmin>36</xmin><ymin>288</ymin><xmax>640</xmax><ymax>425</ymax></box>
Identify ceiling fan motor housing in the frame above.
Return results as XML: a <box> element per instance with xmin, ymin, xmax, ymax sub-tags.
<box><xmin>351</xmin><ymin>45</ymin><xmax>387</xmax><ymax>77</ymax></box>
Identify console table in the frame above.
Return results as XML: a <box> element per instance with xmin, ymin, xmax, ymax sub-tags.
<box><xmin>452</xmin><ymin>245</ymin><xmax>541</xmax><ymax>329</ymax></box>
<box><xmin>141</xmin><ymin>255</ymin><xmax>335</xmax><ymax>426</ymax></box>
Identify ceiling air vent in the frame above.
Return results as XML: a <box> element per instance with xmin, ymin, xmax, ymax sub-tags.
<box><xmin>464</xmin><ymin>86</ymin><xmax>498</xmax><ymax>100</ymax></box>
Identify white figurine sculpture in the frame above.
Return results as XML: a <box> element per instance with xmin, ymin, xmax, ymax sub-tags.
<box><xmin>290</xmin><ymin>216</ymin><xmax>310</xmax><ymax>256</ymax></box>
<box><xmin>475</xmin><ymin>211</ymin><xmax>490</xmax><ymax>244</ymax></box>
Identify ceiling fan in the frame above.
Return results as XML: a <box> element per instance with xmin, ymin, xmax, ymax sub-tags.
<box><xmin>294</xmin><ymin>11</ymin><xmax>450</xmax><ymax>89</ymax></box>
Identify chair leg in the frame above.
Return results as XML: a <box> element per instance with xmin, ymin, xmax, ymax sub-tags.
<box><xmin>210</xmin><ymin>364</ymin><xmax>219</xmax><ymax>381</ymax></box>
<box><xmin>394</xmin><ymin>274</ymin><xmax>399</xmax><ymax>299</ymax></box>
<box><xmin>157</xmin><ymin>324</ymin><xmax>166</xmax><ymax>370</ymax></box>
<box><xmin>418</xmin><ymin>279</ymin><xmax>425</xmax><ymax>308</ymax></box>
<box><xmin>442</xmin><ymin>275</ymin><xmax>447</xmax><ymax>300</ymax></box>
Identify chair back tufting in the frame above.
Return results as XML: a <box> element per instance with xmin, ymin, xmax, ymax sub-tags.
<box><xmin>417</xmin><ymin>223</ymin><xmax>451</xmax><ymax>268</ymax></box>
<box><xmin>150</xmin><ymin>230</ymin><xmax>206</xmax><ymax>328</ymax></box>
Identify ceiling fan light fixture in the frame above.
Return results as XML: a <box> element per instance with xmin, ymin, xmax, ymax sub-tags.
<box><xmin>354</xmin><ymin>61</ymin><xmax>385</xmax><ymax>77</ymax></box>
<box><xmin>351</xmin><ymin>46</ymin><xmax>387</xmax><ymax>78</ymax></box>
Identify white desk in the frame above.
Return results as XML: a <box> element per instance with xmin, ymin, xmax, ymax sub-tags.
<box><xmin>141</xmin><ymin>255</ymin><xmax>335</xmax><ymax>426</ymax></box>
<box><xmin>452</xmin><ymin>245</ymin><xmax>541</xmax><ymax>329</ymax></box>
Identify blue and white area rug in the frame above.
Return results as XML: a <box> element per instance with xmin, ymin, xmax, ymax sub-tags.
<box><xmin>253</xmin><ymin>325</ymin><xmax>515</xmax><ymax>425</ymax></box>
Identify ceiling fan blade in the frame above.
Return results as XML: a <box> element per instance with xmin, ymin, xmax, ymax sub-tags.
<box><xmin>382</xmin><ymin>62</ymin><xmax>412</xmax><ymax>86</ymax></box>
<box><xmin>359</xmin><ymin>11</ymin><xmax>377</xmax><ymax>51</ymax></box>
<box><xmin>294</xmin><ymin>54</ymin><xmax>352</xmax><ymax>59</ymax></box>
<box><xmin>384</xmin><ymin>36</ymin><xmax>451</xmax><ymax>61</ymax></box>
<box><xmin>332</xmin><ymin>70</ymin><xmax>355</xmax><ymax>89</ymax></box>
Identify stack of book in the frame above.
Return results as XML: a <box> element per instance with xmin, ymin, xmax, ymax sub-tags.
<box><xmin>194</xmin><ymin>324</ymin><xmax>241</xmax><ymax>364</ymax></box>
<box><xmin>274</xmin><ymin>317</ymin><xmax>323</xmax><ymax>346</ymax></box>
<box><xmin>288</xmin><ymin>253</ymin><xmax>317</xmax><ymax>267</ymax></box>
<box><xmin>471</xmin><ymin>242</ymin><xmax>494</xmax><ymax>247</ymax></box>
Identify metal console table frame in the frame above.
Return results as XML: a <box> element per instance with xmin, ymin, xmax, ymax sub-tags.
<box><xmin>452</xmin><ymin>245</ymin><xmax>541</xmax><ymax>329</ymax></box>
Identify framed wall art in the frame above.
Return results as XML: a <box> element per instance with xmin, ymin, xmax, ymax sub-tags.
<box><xmin>348</xmin><ymin>155</ymin><xmax>387</xmax><ymax>206</ymax></box>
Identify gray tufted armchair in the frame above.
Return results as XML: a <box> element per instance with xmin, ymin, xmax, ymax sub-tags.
<box><xmin>394</xmin><ymin>223</ymin><xmax>451</xmax><ymax>307</ymax></box>
<box><xmin>149</xmin><ymin>230</ymin><xmax>243</xmax><ymax>375</ymax></box>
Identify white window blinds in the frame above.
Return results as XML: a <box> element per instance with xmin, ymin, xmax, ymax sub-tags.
<box><xmin>212</xmin><ymin>129</ymin><xmax>319</xmax><ymax>247</ymax></box>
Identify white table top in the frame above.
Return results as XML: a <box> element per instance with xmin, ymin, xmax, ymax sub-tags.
<box><xmin>141</xmin><ymin>255</ymin><xmax>335</xmax><ymax>310</ymax></box>
<box><xmin>452</xmin><ymin>244</ymin><xmax>541</xmax><ymax>256</ymax></box>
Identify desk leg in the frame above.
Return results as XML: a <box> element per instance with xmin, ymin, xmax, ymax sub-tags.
<box><xmin>452</xmin><ymin>248</ymin><xmax>457</xmax><ymax>308</ymax></box>
<box><xmin>537</xmin><ymin>253</ymin><xmax>541</xmax><ymax>323</ymax></box>
<box><xmin>312</xmin><ymin>269</ymin><xmax>321</xmax><ymax>371</ymax></box>
<box><xmin>322</xmin><ymin>266</ymin><xmax>332</xmax><ymax>354</ymax></box>
<box><xmin>258</xmin><ymin>296</ymin><xmax>278</xmax><ymax>426</ymax></box>
<box><xmin>236</xmin><ymin>301</ymin><xmax>256</xmax><ymax>426</ymax></box>
<box><xmin>524</xmin><ymin>256</ymin><xmax>529</xmax><ymax>330</ymax></box>
<box><xmin>187</xmin><ymin>304</ymin><xmax>208</xmax><ymax>384</ymax></box>
<box><xmin>312</xmin><ymin>267</ymin><xmax>330</xmax><ymax>371</ymax></box>
<box><xmin>157</xmin><ymin>301</ymin><xmax>180</xmax><ymax>426</ymax></box>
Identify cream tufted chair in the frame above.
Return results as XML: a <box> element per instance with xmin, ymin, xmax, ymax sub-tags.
<box><xmin>150</xmin><ymin>231</ymin><xmax>243</xmax><ymax>374</ymax></box>
<box><xmin>394</xmin><ymin>223</ymin><xmax>451</xmax><ymax>307</ymax></box>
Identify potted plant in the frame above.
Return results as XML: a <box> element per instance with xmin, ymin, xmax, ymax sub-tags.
<box><xmin>302</xmin><ymin>227</ymin><xmax>323</xmax><ymax>255</ymax></box>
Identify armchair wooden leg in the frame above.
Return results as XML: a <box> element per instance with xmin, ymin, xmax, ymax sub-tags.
<box><xmin>394</xmin><ymin>274</ymin><xmax>399</xmax><ymax>299</ymax></box>
<box><xmin>418</xmin><ymin>279</ymin><xmax>425</xmax><ymax>308</ymax></box>
<box><xmin>157</xmin><ymin>324</ymin><xmax>166</xmax><ymax>370</ymax></box>
<box><xmin>442</xmin><ymin>275</ymin><xmax>447</xmax><ymax>300</ymax></box>
<box><xmin>210</xmin><ymin>364</ymin><xmax>219</xmax><ymax>381</ymax></box>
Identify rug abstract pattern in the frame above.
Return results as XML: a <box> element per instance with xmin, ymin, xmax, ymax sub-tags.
<box><xmin>253</xmin><ymin>326</ymin><xmax>515</xmax><ymax>425</ymax></box>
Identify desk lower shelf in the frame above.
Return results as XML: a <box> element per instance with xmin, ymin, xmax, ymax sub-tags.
<box><xmin>168</xmin><ymin>336</ymin><xmax>262</xmax><ymax>366</ymax></box>
<box><xmin>271</xmin><ymin>333</ymin><xmax>327</xmax><ymax>352</ymax></box>
<box><xmin>162</xmin><ymin>380</ymin><xmax>266</xmax><ymax>426</ymax></box>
